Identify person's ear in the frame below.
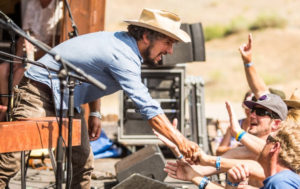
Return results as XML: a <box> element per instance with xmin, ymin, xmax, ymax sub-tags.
<box><xmin>271</xmin><ymin>119</ymin><xmax>282</xmax><ymax>132</ymax></box>
<box><xmin>270</xmin><ymin>142</ymin><xmax>281</xmax><ymax>153</ymax></box>
<box><xmin>142</xmin><ymin>33</ymin><xmax>150</xmax><ymax>45</ymax></box>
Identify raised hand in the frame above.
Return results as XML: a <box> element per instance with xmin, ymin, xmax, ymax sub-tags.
<box><xmin>225</xmin><ymin>101</ymin><xmax>242</xmax><ymax>138</ymax></box>
<box><xmin>239</xmin><ymin>33</ymin><xmax>253</xmax><ymax>64</ymax></box>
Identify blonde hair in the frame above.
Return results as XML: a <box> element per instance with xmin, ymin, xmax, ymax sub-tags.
<box><xmin>275</xmin><ymin>121</ymin><xmax>300</xmax><ymax>173</ymax></box>
<box><xmin>286</xmin><ymin>109</ymin><xmax>300</xmax><ymax>124</ymax></box>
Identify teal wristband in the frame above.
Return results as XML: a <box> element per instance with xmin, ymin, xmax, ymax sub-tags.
<box><xmin>245</xmin><ymin>62</ymin><xmax>253</xmax><ymax>67</ymax></box>
<box><xmin>237</xmin><ymin>131</ymin><xmax>246</xmax><ymax>142</ymax></box>
<box><xmin>199</xmin><ymin>176</ymin><xmax>210</xmax><ymax>189</ymax></box>
<box><xmin>226</xmin><ymin>180</ymin><xmax>239</xmax><ymax>187</ymax></box>
<box><xmin>216</xmin><ymin>156</ymin><xmax>221</xmax><ymax>171</ymax></box>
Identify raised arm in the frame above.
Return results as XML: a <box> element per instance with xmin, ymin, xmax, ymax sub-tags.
<box><xmin>239</xmin><ymin>33</ymin><xmax>269</xmax><ymax>99</ymax></box>
<box><xmin>225</xmin><ymin>101</ymin><xmax>266</xmax><ymax>155</ymax></box>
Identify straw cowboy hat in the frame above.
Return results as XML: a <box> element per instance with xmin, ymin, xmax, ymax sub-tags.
<box><xmin>124</xmin><ymin>8</ymin><xmax>191</xmax><ymax>43</ymax></box>
<box><xmin>284</xmin><ymin>88</ymin><xmax>300</xmax><ymax>108</ymax></box>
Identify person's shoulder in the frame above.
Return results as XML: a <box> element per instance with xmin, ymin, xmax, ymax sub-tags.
<box><xmin>113</xmin><ymin>31</ymin><xmax>135</xmax><ymax>43</ymax></box>
<box><xmin>265</xmin><ymin>170</ymin><xmax>300</xmax><ymax>188</ymax></box>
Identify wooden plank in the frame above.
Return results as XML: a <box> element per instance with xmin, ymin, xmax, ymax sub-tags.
<box><xmin>60</xmin><ymin>0</ymin><xmax>106</xmax><ymax>40</ymax></box>
<box><xmin>0</xmin><ymin>117</ymin><xmax>81</xmax><ymax>153</ymax></box>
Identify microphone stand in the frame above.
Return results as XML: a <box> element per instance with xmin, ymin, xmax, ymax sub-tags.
<box><xmin>7</xmin><ymin>30</ymin><xmax>15</xmax><ymax>121</ymax></box>
<box><xmin>0</xmin><ymin>50</ymin><xmax>88</xmax><ymax>189</ymax></box>
<box><xmin>0</xmin><ymin>12</ymin><xmax>106</xmax><ymax>189</ymax></box>
<box><xmin>61</xmin><ymin>1</ymin><xmax>79</xmax><ymax>187</ymax></box>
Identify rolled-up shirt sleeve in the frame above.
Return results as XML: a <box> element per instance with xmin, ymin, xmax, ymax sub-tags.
<box><xmin>108</xmin><ymin>57</ymin><xmax>163</xmax><ymax>120</ymax></box>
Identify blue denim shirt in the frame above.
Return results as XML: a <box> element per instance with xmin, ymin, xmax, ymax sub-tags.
<box><xmin>25</xmin><ymin>31</ymin><xmax>163</xmax><ymax>119</ymax></box>
<box><xmin>261</xmin><ymin>170</ymin><xmax>300</xmax><ymax>189</ymax></box>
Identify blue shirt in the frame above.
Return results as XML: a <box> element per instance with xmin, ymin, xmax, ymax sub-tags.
<box><xmin>25</xmin><ymin>31</ymin><xmax>163</xmax><ymax>119</ymax></box>
<box><xmin>261</xmin><ymin>170</ymin><xmax>300</xmax><ymax>189</ymax></box>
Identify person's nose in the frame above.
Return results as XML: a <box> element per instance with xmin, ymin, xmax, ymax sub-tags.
<box><xmin>250</xmin><ymin>110</ymin><xmax>256</xmax><ymax>118</ymax></box>
<box><xmin>166</xmin><ymin>45</ymin><xmax>173</xmax><ymax>54</ymax></box>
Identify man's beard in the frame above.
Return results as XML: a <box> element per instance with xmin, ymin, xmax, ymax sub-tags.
<box><xmin>142</xmin><ymin>43</ymin><xmax>157</xmax><ymax>66</ymax></box>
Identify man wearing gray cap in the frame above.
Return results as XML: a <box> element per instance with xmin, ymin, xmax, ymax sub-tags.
<box><xmin>225</xmin><ymin>93</ymin><xmax>288</xmax><ymax>156</ymax></box>
<box><xmin>242</xmin><ymin>93</ymin><xmax>287</xmax><ymax>137</ymax></box>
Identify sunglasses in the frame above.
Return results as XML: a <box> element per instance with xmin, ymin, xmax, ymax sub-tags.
<box><xmin>251</xmin><ymin>107</ymin><xmax>275</xmax><ymax>118</ymax></box>
<box><xmin>266</xmin><ymin>134</ymin><xmax>278</xmax><ymax>143</ymax></box>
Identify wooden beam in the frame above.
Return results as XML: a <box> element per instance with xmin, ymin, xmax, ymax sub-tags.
<box><xmin>0</xmin><ymin>117</ymin><xmax>81</xmax><ymax>153</ymax></box>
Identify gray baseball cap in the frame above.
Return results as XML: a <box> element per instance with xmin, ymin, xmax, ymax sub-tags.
<box><xmin>244</xmin><ymin>93</ymin><xmax>288</xmax><ymax>120</ymax></box>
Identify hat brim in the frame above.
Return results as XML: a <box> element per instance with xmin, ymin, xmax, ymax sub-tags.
<box><xmin>244</xmin><ymin>100</ymin><xmax>258</xmax><ymax>110</ymax></box>
<box><xmin>124</xmin><ymin>20</ymin><xmax>191</xmax><ymax>43</ymax></box>
<box><xmin>244</xmin><ymin>100</ymin><xmax>275</xmax><ymax>114</ymax></box>
<box><xmin>283</xmin><ymin>100</ymin><xmax>300</xmax><ymax>108</ymax></box>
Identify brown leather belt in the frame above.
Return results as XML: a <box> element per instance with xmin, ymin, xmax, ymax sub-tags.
<box><xmin>22</xmin><ymin>77</ymin><xmax>52</xmax><ymax>94</ymax></box>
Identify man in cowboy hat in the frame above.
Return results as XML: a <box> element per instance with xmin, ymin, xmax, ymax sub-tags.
<box><xmin>0</xmin><ymin>8</ymin><xmax>198</xmax><ymax>188</ymax></box>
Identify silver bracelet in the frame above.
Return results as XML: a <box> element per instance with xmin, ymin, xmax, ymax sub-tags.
<box><xmin>89</xmin><ymin>111</ymin><xmax>102</xmax><ymax>120</ymax></box>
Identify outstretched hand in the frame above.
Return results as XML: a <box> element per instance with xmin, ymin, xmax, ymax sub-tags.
<box><xmin>153</xmin><ymin>118</ymin><xmax>182</xmax><ymax>158</ymax></box>
<box><xmin>164</xmin><ymin>160</ymin><xmax>198</xmax><ymax>182</ymax></box>
<box><xmin>153</xmin><ymin>118</ymin><xmax>199</xmax><ymax>159</ymax></box>
<box><xmin>225</xmin><ymin>101</ymin><xmax>242</xmax><ymax>138</ymax></box>
<box><xmin>239</xmin><ymin>33</ymin><xmax>253</xmax><ymax>64</ymax></box>
<box><xmin>188</xmin><ymin>148</ymin><xmax>209</xmax><ymax>165</ymax></box>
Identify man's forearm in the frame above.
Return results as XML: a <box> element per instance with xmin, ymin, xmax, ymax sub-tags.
<box><xmin>148</xmin><ymin>114</ymin><xmax>184</xmax><ymax>146</ymax></box>
<box><xmin>88</xmin><ymin>98</ymin><xmax>101</xmax><ymax>112</ymax></box>
<box><xmin>149</xmin><ymin>114</ymin><xmax>199</xmax><ymax>157</ymax></box>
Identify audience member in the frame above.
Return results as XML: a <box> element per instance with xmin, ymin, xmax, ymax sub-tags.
<box><xmin>227</xmin><ymin>121</ymin><xmax>300</xmax><ymax>188</ymax></box>
<box><xmin>216</xmin><ymin>91</ymin><xmax>253</xmax><ymax>155</ymax></box>
<box><xmin>156</xmin><ymin>93</ymin><xmax>287</xmax><ymax>187</ymax></box>
<box><xmin>234</xmin><ymin>34</ymin><xmax>300</xmax><ymax>156</ymax></box>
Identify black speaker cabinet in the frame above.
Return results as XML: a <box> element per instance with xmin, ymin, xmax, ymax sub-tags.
<box><xmin>115</xmin><ymin>145</ymin><xmax>167</xmax><ymax>182</ymax></box>
<box><xmin>112</xmin><ymin>173</ymin><xmax>176</xmax><ymax>189</ymax></box>
<box><xmin>161</xmin><ymin>22</ymin><xmax>206</xmax><ymax>66</ymax></box>
<box><xmin>118</xmin><ymin>66</ymin><xmax>185</xmax><ymax>144</ymax></box>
